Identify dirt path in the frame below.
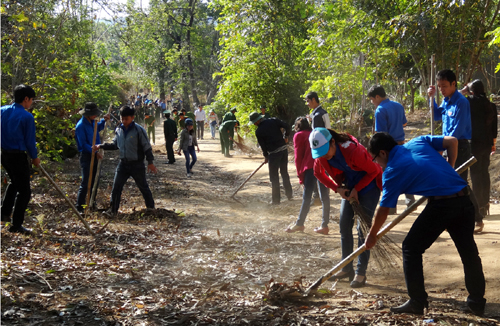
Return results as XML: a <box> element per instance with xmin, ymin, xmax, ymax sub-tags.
<box><xmin>1</xmin><ymin>119</ymin><xmax>499</xmax><ymax>325</ymax></box>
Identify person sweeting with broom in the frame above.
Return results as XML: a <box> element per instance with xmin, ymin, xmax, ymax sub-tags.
<box><xmin>309</xmin><ymin>127</ymin><xmax>383</xmax><ymax>288</ymax></box>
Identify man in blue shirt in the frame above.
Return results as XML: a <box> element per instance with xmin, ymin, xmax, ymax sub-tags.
<box><xmin>75</xmin><ymin>103</ymin><xmax>110</xmax><ymax>212</ymax></box>
<box><xmin>428</xmin><ymin>69</ymin><xmax>482</xmax><ymax>222</ymax></box>
<box><xmin>369</xmin><ymin>84</ymin><xmax>414</xmax><ymax>208</ymax></box>
<box><xmin>1</xmin><ymin>85</ymin><xmax>40</xmax><ymax>234</ymax></box>
<box><xmin>366</xmin><ymin>132</ymin><xmax>486</xmax><ymax>316</ymax></box>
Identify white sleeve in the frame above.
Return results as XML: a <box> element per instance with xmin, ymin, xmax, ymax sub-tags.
<box><xmin>323</xmin><ymin>113</ymin><xmax>331</xmax><ymax>129</ymax></box>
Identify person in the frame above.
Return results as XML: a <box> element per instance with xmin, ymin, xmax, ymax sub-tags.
<box><xmin>260</xmin><ymin>105</ymin><xmax>271</xmax><ymax>119</ymax></box>
<box><xmin>177</xmin><ymin>118</ymin><xmax>200</xmax><ymax>177</ymax></box>
<box><xmin>1</xmin><ymin>85</ymin><xmax>40</xmax><ymax>234</ymax></box>
<box><xmin>163</xmin><ymin>110</ymin><xmax>178</xmax><ymax>164</ymax></box>
<box><xmin>160</xmin><ymin>100</ymin><xmax>166</xmax><ymax>112</ymax></box>
<box><xmin>306</xmin><ymin>91</ymin><xmax>331</xmax><ymax>129</ymax></box>
<box><xmin>428</xmin><ymin>69</ymin><xmax>483</xmax><ymax>223</ymax></box>
<box><xmin>145</xmin><ymin>105</ymin><xmax>156</xmax><ymax>145</ymax></box>
<box><xmin>94</xmin><ymin>106</ymin><xmax>157</xmax><ymax>217</ymax></box>
<box><xmin>208</xmin><ymin>109</ymin><xmax>219</xmax><ymax>139</ymax></box>
<box><xmin>75</xmin><ymin>102</ymin><xmax>110</xmax><ymax>212</ymax></box>
<box><xmin>366</xmin><ymin>132</ymin><xmax>486</xmax><ymax>316</ymax></box>
<box><xmin>219</xmin><ymin>120</ymin><xmax>239</xmax><ymax>157</ymax></box>
<box><xmin>172</xmin><ymin>108</ymin><xmax>179</xmax><ymax>128</ymax></box>
<box><xmin>461</xmin><ymin>79</ymin><xmax>498</xmax><ymax>232</ymax></box>
<box><xmin>249</xmin><ymin>112</ymin><xmax>292</xmax><ymax>205</ymax></box>
<box><xmin>194</xmin><ymin>104</ymin><xmax>207</xmax><ymax>140</ymax></box>
<box><xmin>368</xmin><ymin>84</ymin><xmax>415</xmax><ymax>208</ymax></box>
<box><xmin>285</xmin><ymin>117</ymin><xmax>330</xmax><ymax>233</ymax></box>
<box><xmin>181</xmin><ymin>108</ymin><xmax>196</xmax><ymax>133</ymax></box>
<box><xmin>310</xmin><ymin>127</ymin><xmax>382</xmax><ymax>287</ymax></box>
<box><xmin>223</xmin><ymin>107</ymin><xmax>237</xmax><ymax>150</ymax></box>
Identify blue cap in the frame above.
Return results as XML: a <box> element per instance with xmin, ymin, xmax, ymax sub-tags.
<box><xmin>309</xmin><ymin>128</ymin><xmax>332</xmax><ymax>159</ymax></box>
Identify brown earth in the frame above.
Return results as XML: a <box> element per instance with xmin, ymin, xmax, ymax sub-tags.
<box><xmin>1</xmin><ymin>114</ymin><xmax>500</xmax><ymax>325</ymax></box>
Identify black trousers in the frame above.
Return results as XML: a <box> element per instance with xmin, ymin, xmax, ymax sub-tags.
<box><xmin>165</xmin><ymin>136</ymin><xmax>176</xmax><ymax>163</ymax></box>
<box><xmin>268</xmin><ymin>150</ymin><xmax>292</xmax><ymax>203</ymax></box>
<box><xmin>1</xmin><ymin>152</ymin><xmax>31</xmax><ymax>228</ymax></box>
<box><xmin>455</xmin><ymin>140</ymin><xmax>482</xmax><ymax>222</ymax></box>
<box><xmin>470</xmin><ymin>144</ymin><xmax>491</xmax><ymax>215</ymax></box>
<box><xmin>76</xmin><ymin>152</ymin><xmax>99</xmax><ymax>212</ymax></box>
<box><xmin>402</xmin><ymin>196</ymin><xmax>486</xmax><ymax>311</ymax></box>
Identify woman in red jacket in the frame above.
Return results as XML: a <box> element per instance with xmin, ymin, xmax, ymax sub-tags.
<box><xmin>310</xmin><ymin>127</ymin><xmax>382</xmax><ymax>288</ymax></box>
<box><xmin>285</xmin><ymin>117</ymin><xmax>330</xmax><ymax>233</ymax></box>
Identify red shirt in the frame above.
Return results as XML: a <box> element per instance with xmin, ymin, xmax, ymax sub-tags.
<box><xmin>293</xmin><ymin>130</ymin><xmax>314</xmax><ymax>184</ymax></box>
<box><xmin>313</xmin><ymin>134</ymin><xmax>382</xmax><ymax>193</ymax></box>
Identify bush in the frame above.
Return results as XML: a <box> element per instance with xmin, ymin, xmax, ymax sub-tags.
<box><xmin>414</xmin><ymin>94</ymin><xmax>427</xmax><ymax>109</ymax></box>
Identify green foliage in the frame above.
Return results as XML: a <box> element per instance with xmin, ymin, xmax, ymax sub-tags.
<box><xmin>414</xmin><ymin>95</ymin><xmax>427</xmax><ymax>110</ymax></box>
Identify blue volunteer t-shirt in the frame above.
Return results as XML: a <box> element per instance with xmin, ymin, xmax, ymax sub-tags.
<box><xmin>375</xmin><ymin>99</ymin><xmax>407</xmax><ymax>142</ymax></box>
<box><xmin>379</xmin><ymin>135</ymin><xmax>467</xmax><ymax>208</ymax></box>
<box><xmin>328</xmin><ymin>144</ymin><xmax>377</xmax><ymax>195</ymax></box>
<box><xmin>433</xmin><ymin>90</ymin><xmax>471</xmax><ymax>140</ymax></box>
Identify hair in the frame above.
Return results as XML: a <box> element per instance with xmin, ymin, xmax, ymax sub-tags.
<box><xmin>367</xmin><ymin>85</ymin><xmax>386</xmax><ymax>98</ymax></box>
<box><xmin>165</xmin><ymin>113</ymin><xmax>171</xmax><ymax>118</ymax></box>
<box><xmin>178</xmin><ymin>112</ymin><xmax>184</xmax><ymax>117</ymax></box>
<box><xmin>181</xmin><ymin>108</ymin><xmax>187</xmax><ymax>112</ymax></box>
<box><xmin>14</xmin><ymin>84</ymin><xmax>36</xmax><ymax>103</ymax></box>
<box><xmin>468</xmin><ymin>79</ymin><xmax>485</xmax><ymax>96</ymax></box>
<box><xmin>120</xmin><ymin>105</ymin><xmax>135</xmax><ymax>117</ymax></box>
<box><xmin>368</xmin><ymin>132</ymin><xmax>398</xmax><ymax>155</ymax></box>
<box><xmin>329</xmin><ymin>129</ymin><xmax>352</xmax><ymax>144</ymax></box>
<box><xmin>294</xmin><ymin>116</ymin><xmax>312</xmax><ymax>132</ymax></box>
<box><xmin>436</xmin><ymin>69</ymin><xmax>456</xmax><ymax>85</ymax></box>
<box><xmin>305</xmin><ymin>91</ymin><xmax>319</xmax><ymax>103</ymax></box>
<box><xmin>172</xmin><ymin>108</ymin><xmax>178</xmax><ymax>113</ymax></box>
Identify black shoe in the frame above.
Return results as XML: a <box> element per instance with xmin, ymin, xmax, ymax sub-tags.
<box><xmin>350</xmin><ymin>275</ymin><xmax>367</xmax><ymax>288</ymax></box>
<box><xmin>329</xmin><ymin>269</ymin><xmax>354</xmax><ymax>282</ymax></box>
<box><xmin>390</xmin><ymin>300</ymin><xmax>425</xmax><ymax>315</ymax></box>
<box><xmin>8</xmin><ymin>226</ymin><xmax>32</xmax><ymax>235</ymax></box>
<box><xmin>460</xmin><ymin>304</ymin><xmax>485</xmax><ymax>316</ymax></box>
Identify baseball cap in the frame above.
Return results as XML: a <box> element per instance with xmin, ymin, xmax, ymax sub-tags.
<box><xmin>309</xmin><ymin>128</ymin><xmax>332</xmax><ymax>159</ymax></box>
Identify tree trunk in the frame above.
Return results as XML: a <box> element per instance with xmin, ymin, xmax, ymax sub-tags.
<box><xmin>186</xmin><ymin>0</ymin><xmax>199</xmax><ymax>105</ymax></box>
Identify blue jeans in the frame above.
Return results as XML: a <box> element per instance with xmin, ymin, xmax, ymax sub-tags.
<box><xmin>76</xmin><ymin>152</ymin><xmax>100</xmax><ymax>211</ymax></box>
<box><xmin>339</xmin><ymin>186</ymin><xmax>380</xmax><ymax>276</ymax></box>
<box><xmin>110</xmin><ymin>160</ymin><xmax>155</xmax><ymax>213</ymax></box>
<box><xmin>296</xmin><ymin>169</ymin><xmax>330</xmax><ymax>228</ymax></box>
<box><xmin>183</xmin><ymin>146</ymin><xmax>197</xmax><ymax>173</ymax></box>
<box><xmin>210</xmin><ymin>123</ymin><xmax>217</xmax><ymax>138</ymax></box>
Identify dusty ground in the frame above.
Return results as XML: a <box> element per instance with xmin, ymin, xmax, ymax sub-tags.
<box><xmin>1</xmin><ymin>114</ymin><xmax>500</xmax><ymax>325</ymax></box>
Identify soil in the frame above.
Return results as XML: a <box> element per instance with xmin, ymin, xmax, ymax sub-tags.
<box><xmin>1</xmin><ymin>112</ymin><xmax>500</xmax><ymax>325</ymax></box>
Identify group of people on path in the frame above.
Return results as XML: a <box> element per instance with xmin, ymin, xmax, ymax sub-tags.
<box><xmin>1</xmin><ymin>69</ymin><xmax>496</xmax><ymax>316</ymax></box>
<box><xmin>244</xmin><ymin>69</ymin><xmax>493</xmax><ymax>316</ymax></box>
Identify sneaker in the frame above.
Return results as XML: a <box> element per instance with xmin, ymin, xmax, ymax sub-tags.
<box><xmin>8</xmin><ymin>226</ymin><xmax>32</xmax><ymax>235</ymax></box>
<box><xmin>314</xmin><ymin>226</ymin><xmax>329</xmax><ymax>235</ymax></box>
<box><xmin>103</xmin><ymin>209</ymin><xmax>117</xmax><ymax>218</ymax></box>
<box><xmin>285</xmin><ymin>225</ymin><xmax>305</xmax><ymax>233</ymax></box>
<box><xmin>187</xmin><ymin>173</ymin><xmax>192</xmax><ymax>177</ymax></box>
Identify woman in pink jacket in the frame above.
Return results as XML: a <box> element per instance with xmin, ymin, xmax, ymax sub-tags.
<box><xmin>285</xmin><ymin>117</ymin><xmax>331</xmax><ymax>233</ymax></box>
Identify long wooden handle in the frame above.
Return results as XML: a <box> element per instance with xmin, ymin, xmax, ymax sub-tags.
<box><xmin>85</xmin><ymin>120</ymin><xmax>99</xmax><ymax>215</ymax></box>
<box><xmin>230</xmin><ymin>162</ymin><xmax>266</xmax><ymax>199</ymax></box>
<box><xmin>304</xmin><ymin>156</ymin><xmax>477</xmax><ymax>294</ymax></box>
<box><xmin>430</xmin><ymin>54</ymin><xmax>435</xmax><ymax>136</ymax></box>
<box><xmin>39</xmin><ymin>165</ymin><xmax>96</xmax><ymax>236</ymax></box>
<box><xmin>90</xmin><ymin>104</ymin><xmax>112</xmax><ymax>207</ymax></box>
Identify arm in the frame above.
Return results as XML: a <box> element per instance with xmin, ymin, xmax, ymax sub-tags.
<box><xmin>139</xmin><ymin>127</ymin><xmax>154</xmax><ymax>164</ymax></box>
<box><xmin>97</xmin><ymin>118</ymin><xmax>106</xmax><ymax>131</ymax></box>
<box><xmin>323</xmin><ymin>113</ymin><xmax>331</xmax><ymax>129</ymax></box>
<box><xmin>491</xmin><ymin>103</ymin><xmax>498</xmax><ymax>152</ymax></box>
<box><xmin>24</xmin><ymin>114</ymin><xmax>38</xmax><ymax>159</ymax></box>
<box><xmin>349</xmin><ymin>146</ymin><xmax>382</xmax><ymax>192</ymax></box>
<box><xmin>442</xmin><ymin>136</ymin><xmax>458</xmax><ymax>167</ymax></box>
<box><xmin>293</xmin><ymin>133</ymin><xmax>305</xmax><ymax>183</ymax></box>
<box><xmin>99</xmin><ymin>133</ymin><xmax>119</xmax><ymax>150</ymax></box>
<box><xmin>365</xmin><ymin>206</ymin><xmax>390</xmax><ymax>249</ymax></box>
<box><xmin>75</xmin><ymin>124</ymin><xmax>94</xmax><ymax>154</ymax></box>
<box><xmin>313</xmin><ymin>158</ymin><xmax>340</xmax><ymax>192</ymax></box>
<box><xmin>374</xmin><ymin>109</ymin><xmax>387</xmax><ymax>132</ymax></box>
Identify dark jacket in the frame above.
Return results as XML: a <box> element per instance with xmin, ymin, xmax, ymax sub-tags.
<box><xmin>255</xmin><ymin>118</ymin><xmax>291</xmax><ymax>157</ymax></box>
<box><xmin>178</xmin><ymin>128</ymin><xmax>198</xmax><ymax>152</ymax></box>
<box><xmin>310</xmin><ymin>105</ymin><xmax>330</xmax><ymax>129</ymax></box>
<box><xmin>469</xmin><ymin>95</ymin><xmax>497</xmax><ymax>147</ymax></box>
<box><xmin>163</xmin><ymin>118</ymin><xmax>178</xmax><ymax>139</ymax></box>
<box><xmin>101</xmin><ymin>122</ymin><xmax>154</xmax><ymax>164</ymax></box>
